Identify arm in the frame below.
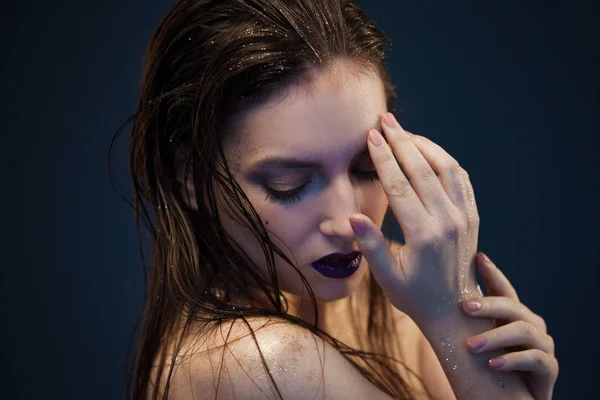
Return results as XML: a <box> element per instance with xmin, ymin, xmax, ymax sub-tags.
<box><xmin>413</xmin><ymin>307</ymin><xmax>531</xmax><ymax>400</ymax></box>
<box><xmin>388</xmin><ymin>244</ymin><xmax>527</xmax><ymax>400</ymax></box>
<box><xmin>413</xmin><ymin>322</ymin><xmax>457</xmax><ymax>400</ymax></box>
<box><xmin>349</xmin><ymin>115</ymin><xmax>534</xmax><ymax>399</ymax></box>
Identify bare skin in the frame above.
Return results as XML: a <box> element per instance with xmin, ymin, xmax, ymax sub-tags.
<box><xmin>153</xmin><ymin>285</ymin><xmax>450</xmax><ymax>400</ymax></box>
<box><xmin>181</xmin><ymin>60</ymin><xmax>391</xmax><ymax>340</ymax></box>
<box><xmin>349</xmin><ymin>112</ymin><xmax>557</xmax><ymax>398</ymax></box>
<box><xmin>161</xmin><ymin>60</ymin><xmax>558</xmax><ymax>399</ymax></box>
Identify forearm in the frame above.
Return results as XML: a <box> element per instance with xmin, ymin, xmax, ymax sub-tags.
<box><xmin>414</xmin><ymin>307</ymin><xmax>532</xmax><ymax>400</ymax></box>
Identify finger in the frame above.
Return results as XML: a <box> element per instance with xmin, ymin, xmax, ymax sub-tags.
<box><xmin>465</xmin><ymin>320</ymin><xmax>554</xmax><ymax>355</ymax></box>
<box><xmin>463</xmin><ymin>295</ymin><xmax>548</xmax><ymax>334</ymax></box>
<box><xmin>378</xmin><ymin>113</ymin><xmax>455</xmax><ymax>217</ymax></box>
<box><xmin>366</xmin><ymin>127</ymin><xmax>430</xmax><ymax>239</ymax></box>
<box><xmin>403</xmin><ymin>131</ymin><xmax>477</xmax><ymax>217</ymax></box>
<box><xmin>348</xmin><ymin>214</ymin><xmax>407</xmax><ymax>294</ymax></box>
<box><xmin>476</xmin><ymin>252</ymin><xmax>519</xmax><ymax>301</ymax></box>
<box><xmin>462</xmin><ymin>295</ymin><xmax>548</xmax><ymax>334</ymax></box>
<box><xmin>488</xmin><ymin>349</ymin><xmax>559</xmax><ymax>377</ymax></box>
<box><xmin>489</xmin><ymin>350</ymin><xmax>558</xmax><ymax>400</ymax></box>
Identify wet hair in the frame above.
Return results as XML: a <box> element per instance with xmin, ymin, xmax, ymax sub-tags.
<box><xmin>109</xmin><ymin>0</ymin><xmax>430</xmax><ymax>399</ymax></box>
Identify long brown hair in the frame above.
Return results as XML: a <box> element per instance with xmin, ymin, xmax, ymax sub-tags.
<box><xmin>109</xmin><ymin>0</ymin><xmax>428</xmax><ymax>398</ymax></box>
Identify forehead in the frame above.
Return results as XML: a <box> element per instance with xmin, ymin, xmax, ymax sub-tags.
<box><xmin>225</xmin><ymin>63</ymin><xmax>387</xmax><ymax>161</ymax></box>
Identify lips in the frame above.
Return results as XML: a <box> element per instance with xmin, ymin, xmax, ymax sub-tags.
<box><xmin>310</xmin><ymin>251</ymin><xmax>362</xmax><ymax>279</ymax></box>
<box><xmin>313</xmin><ymin>251</ymin><xmax>362</xmax><ymax>265</ymax></box>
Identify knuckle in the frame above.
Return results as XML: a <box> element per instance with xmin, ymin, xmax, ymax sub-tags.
<box><xmin>523</xmin><ymin>321</ymin><xmax>538</xmax><ymax>339</ymax></box>
<box><xmin>444</xmin><ymin>216</ymin><xmax>465</xmax><ymax>235</ymax></box>
<box><xmin>360</xmin><ymin>240</ymin><xmax>379</xmax><ymax>254</ymax></box>
<box><xmin>547</xmin><ymin>334</ymin><xmax>555</xmax><ymax>353</ymax></box>
<box><xmin>529</xmin><ymin>349</ymin><xmax>547</xmax><ymax>367</ymax></box>
<box><xmin>447</xmin><ymin>163</ymin><xmax>467</xmax><ymax>177</ymax></box>
<box><xmin>378</xmin><ymin>151</ymin><xmax>396</xmax><ymax>165</ymax></box>
<box><xmin>387</xmin><ymin>178</ymin><xmax>413</xmax><ymax>199</ymax></box>
<box><xmin>517</xmin><ymin>303</ymin><xmax>529</xmax><ymax>318</ymax></box>
<box><xmin>414</xmin><ymin>165</ymin><xmax>437</xmax><ymax>182</ymax></box>
<box><xmin>360</xmin><ymin>230</ymin><xmax>385</xmax><ymax>254</ymax></box>
<box><xmin>537</xmin><ymin>316</ymin><xmax>548</xmax><ymax>333</ymax></box>
<box><xmin>426</xmin><ymin>229</ymin><xmax>446</xmax><ymax>248</ymax></box>
<box><xmin>468</xmin><ymin>213</ymin><xmax>480</xmax><ymax>229</ymax></box>
<box><xmin>445</xmin><ymin>228</ymin><xmax>459</xmax><ymax>244</ymax></box>
<box><xmin>413</xmin><ymin>226</ymin><xmax>443</xmax><ymax>248</ymax></box>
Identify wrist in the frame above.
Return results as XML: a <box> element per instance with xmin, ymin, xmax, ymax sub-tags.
<box><xmin>407</xmin><ymin>284</ymin><xmax>482</xmax><ymax>331</ymax></box>
<box><xmin>414</xmin><ymin>303</ymin><xmax>489</xmax><ymax>339</ymax></box>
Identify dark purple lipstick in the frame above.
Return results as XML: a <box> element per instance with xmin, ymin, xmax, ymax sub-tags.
<box><xmin>310</xmin><ymin>251</ymin><xmax>362</xmax><ymax>279</ymax></box>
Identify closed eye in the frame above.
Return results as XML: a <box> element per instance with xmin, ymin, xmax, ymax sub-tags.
<box><xmin>263</xmin><ymin>168</ymin><xmax>379</xmax><ymax>205</ymax></box>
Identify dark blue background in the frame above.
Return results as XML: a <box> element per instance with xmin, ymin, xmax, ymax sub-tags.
<box><xmin>2</xmin><ymin>1</ymin><xmax>598</xmax><ymax>398</ymax></box>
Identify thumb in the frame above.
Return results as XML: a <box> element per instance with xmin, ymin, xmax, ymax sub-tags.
<box><xmin>349</xmin><ymin>214</ymin><xmax>396</xmax><ymax>283</ymax></box>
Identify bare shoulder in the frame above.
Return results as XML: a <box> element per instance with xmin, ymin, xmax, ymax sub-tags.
<box><xmin>164</xmin><ymin>316</ymin><xmax>394</xmax><ymax>400</ymax></box>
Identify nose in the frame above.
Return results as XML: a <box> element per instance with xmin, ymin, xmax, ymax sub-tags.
<box><xmin>319</xmin><ymin>218</ymin><xmax>356</xmax><ymax>242</ymax></box>
<box><xmin>318</xmin><ymin>176</ymin><xmax>360</xmax><ymax>243</ymax></box>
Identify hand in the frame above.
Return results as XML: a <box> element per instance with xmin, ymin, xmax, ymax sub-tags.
<box><xmin>461</xmin><ymin>252</ymin><xmax>559</xmax><ymax>400</ymax></box>
<box><xmin>349</xmin><ymin>112</ymin><xmax>481</xmax><ymax>318</ymax></box>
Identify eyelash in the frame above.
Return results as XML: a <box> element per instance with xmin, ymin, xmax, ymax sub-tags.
<box><xmin>263</xmin><ymin>169</ymin><xmax>380</xmax><ymax>205</ymax></box>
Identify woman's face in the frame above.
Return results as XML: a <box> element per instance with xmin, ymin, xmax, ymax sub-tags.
<box><xmin>217</xmin><ymin>62</ymin><xmax>389</xmax><ymax>302</ymax></box>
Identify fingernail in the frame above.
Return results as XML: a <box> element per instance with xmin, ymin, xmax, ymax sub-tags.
<box><xmin>349</xmin><ymin>216</ymin><xmax>368</xmax><ymax>237</ymax></box>
<box><xmin>467</xmin><ymin>336</ymin><xmax>486</xmax><ymax>351</ymax></box>
<box><xmin>368</xmin><ymin>129</ymin><xmax>383</xmax><ymax>147</ymax></box>
<box><xmin>384</xmin><ymin>112</ymin><xmax>398</xmax><ymax>128</ymax></box>
<box><xmin>489</xmin><ymin>357</ymin><xmax>505</xmax><ymax>369</ymax></box>
<box><xmin>466</xmin><ymin>301</ymin><xmax>481</xmax><ymax>312</ymax></box>
<box><xmin>480</xmin><ymin>252</ymin><xmax>491</xmax><ymax>262</ymax></box>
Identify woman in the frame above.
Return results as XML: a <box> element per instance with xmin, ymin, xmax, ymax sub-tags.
<box><xmin>112</xmin><ymin>0</ymin><xmax>558</xmax><ymax>398</ymax></box>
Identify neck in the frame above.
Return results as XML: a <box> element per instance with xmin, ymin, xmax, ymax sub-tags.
<box><xmin>225</xmin><ymin>272</ymin><xmax>375</xmax><ymax>351</ymax></box>
<box><xmin>284</xmin><ymin>288</ymin><xmax>354</xmax><ymax>330</ymax></box>
<box><xmin>251</xmin><ymin>273</ymin><xmax>373</xmax><ymax>349</ymax></box>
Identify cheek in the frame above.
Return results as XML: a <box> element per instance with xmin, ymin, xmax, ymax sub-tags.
<box><xmin>218</xmin><ymin>186</ymin><xmax>305</xmax><ymax>266</ymax></box>
<box><xmin>251</xmin><ymin>200</ymin><xmax>309</xmax><ymax>250</ymax></box>
<box><xmin>233</xmin><ymin>200</ymin><xmax>311</xmax><ymax>294</ymax></box>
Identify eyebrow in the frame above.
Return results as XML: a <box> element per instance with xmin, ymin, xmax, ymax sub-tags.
<box><xmin>250</xmin><ymin>144</ymin><xmax>371</xmax><ymax>170</ymax></box>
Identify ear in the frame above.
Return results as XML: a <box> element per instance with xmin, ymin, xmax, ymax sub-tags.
<box><xmin>173</xmin><ymin>150</ymin><xmax>199</xmax><ymax>211</ymax></box>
